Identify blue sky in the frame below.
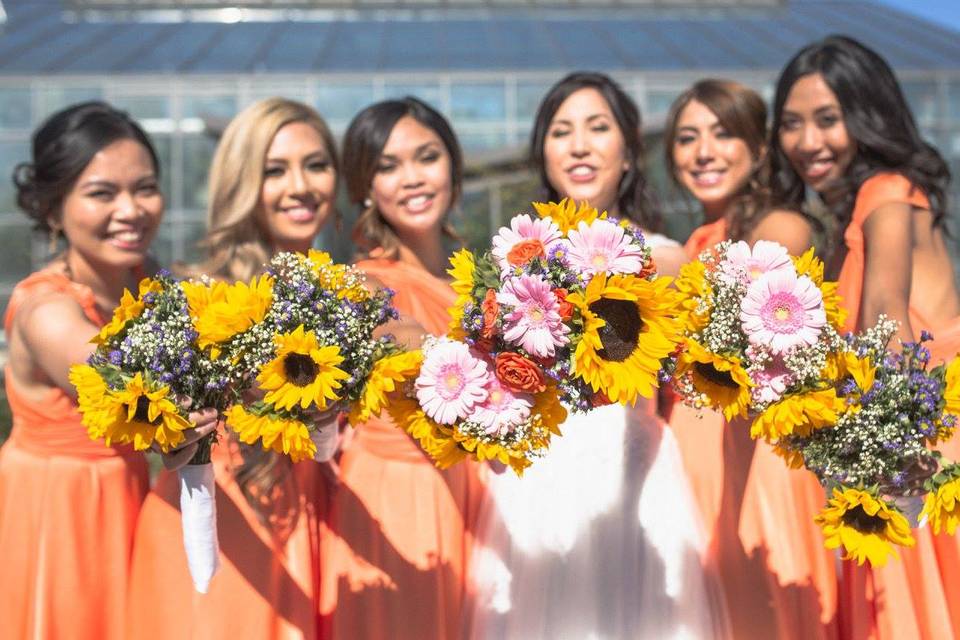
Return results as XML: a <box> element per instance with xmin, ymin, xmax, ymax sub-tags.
<box><xmin>878</xmin><ymin>0</ymin><xmax>960</xmax><ymax>32</ymax></box>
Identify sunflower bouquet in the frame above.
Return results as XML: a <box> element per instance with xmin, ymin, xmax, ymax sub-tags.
<box><xmin>378</xmin><ymin>199</ymin><xmax>681</xmax><ymax>474</ymax></box>
<box><xmin>70</xmin><ymin>269</ymin><xmax>237</xmax><ymax>592</ymax></box>
<box><xmin>670</xmin><ymin>240</ymin><xmax>847</xmax><ymax>422</ymax></box>
<box><xmin>189</xmin><ymin>250</ymin><xmax>399</xmax><ymax>463</ymax></box>
<box><xmin>771</xmin><ymin>319</ymin><xmax>960</xmax><ymax>566</ymax></box>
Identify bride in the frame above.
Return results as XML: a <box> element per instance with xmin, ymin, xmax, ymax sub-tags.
<box><xmin>469</xmin><ymin>72</ymin><xmax>728</xmax><ymax>640</ymax></box>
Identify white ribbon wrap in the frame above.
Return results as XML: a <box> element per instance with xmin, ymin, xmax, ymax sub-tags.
<box><xmin>311</xmin><ymin>426</ymin><xmax>340</xmax><ymax>463</ymax></box>
<box><xmin>179</xmin><ymin>463</ymin><xmax>221</xmax><ymax>593</ymax></box>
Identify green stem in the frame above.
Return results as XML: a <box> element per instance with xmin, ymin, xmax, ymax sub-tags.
<box><xmin>188</xmin><ymin>432</ymin><xmax>216</xmax><ymax>466</ymax></box>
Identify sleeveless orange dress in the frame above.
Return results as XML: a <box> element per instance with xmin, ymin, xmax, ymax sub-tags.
<box><xmin>671</xmin><ymin>218</ymin><xmax>841</xmax><ymax>639</ymax></box>
<box><xmin>837</xmin><ymin>173</ymin><xmax>960</xmax><ymax>640</ymax></box>
<box><xmin>126</xmin><ymin>434</ymin><xmax>326</xmax><ymax>638</ymax></box>
<box><xmin>0</xmin><ymin>270</ymin><xmax>150</xmax><ymax>640</ymax></box>
<box><xmin>318</xmin><ymin>258</ymin><xmax>486</xmax><ymax>640</ymax></box>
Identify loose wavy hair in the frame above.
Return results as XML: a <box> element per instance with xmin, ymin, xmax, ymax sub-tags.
<box><xmin>343</xmin><ymin>97</ymin><xmax>463</xmax><ymax>258</ymax></box>
<box><xmin>529</xmin><ymin>71</ymin><xmax>659</xmax><ymax>231</ymax></box>
<box><xmin>769</xmin><ymin>35</ymin><xmax>950</xmax><ymax>233</ymax></box>
<box><xmin>199</xmin><ymin>97</ymin><xmax>339</xmax><ymax>282</ymax></box>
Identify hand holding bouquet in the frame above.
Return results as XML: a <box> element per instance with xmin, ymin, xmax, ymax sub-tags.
<box><xmin>378</xmin><ymin>200</ymin><xmax>681</xmax><ymax>474</ymax></box>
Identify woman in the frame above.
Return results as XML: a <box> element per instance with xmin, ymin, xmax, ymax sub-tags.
<box><xmin>0</xmin><ymin>102</ymin><xmax>216</xmax><ymax>639</ymax></box>
<box><xmin>770</xmin><ymin>35</ymin><xmax>960</xmax><ymax>640</ymax></box>
<box><xmin>318</xmin><ymin>97</ymin><xmax>486</xmax><ymax>640</ymax></box>
<box><xmin>127</xmin><ymin>97</ymin><xmax>340</xmax><ymax>640</ymax></box>
<box><xmin>469</xmin><ymin>72</ymin><xmax>725</xmax><ymax>640</ymax></box>
<box><xmin>666</xmin><ymin>79</ymin><xmax>840</xmax><ymax>640</ymax></box>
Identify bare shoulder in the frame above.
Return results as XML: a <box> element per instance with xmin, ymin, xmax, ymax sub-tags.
<box><xmin>748</xmin><ymin>209</ymin><xmax>814</xmax><ymax>256</ymax></box>
<box><xmin>650</xmin><ymin>244</ymin><xmax>688</xmax><ymax>278</ymax></box>
<box><xmin>14</xmin><ymin>290</ymin><xmax>96</xmax><ymax>347</ymax></box>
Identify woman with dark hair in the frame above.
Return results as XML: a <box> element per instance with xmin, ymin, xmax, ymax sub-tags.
<box><xmin>665</xmin><ymin>79</ymin><xmax>841</xmax><ymax>640</ymax></box>
<box><xmin>771</xmin><ymin>35</ymin><xmax>960</xmax><ymax>639</ymax></box>
<box><xmin>0</xmin><ymin>102</ymin><xmax>217</xmax><ymax>639</ymax></box>
<box><xmin>126</xmin><ymin>97</ymin><xmax>341</xmax><ymax>640</ymax></box>
<box><xmin>318</xmin><ymin>97</ymin><xmax>486</xmax><ymax>640</ymax></box>
<box><xmin>469</xmin><ymin>72</ymin><xmax>725</xmax><ymax>639</ymax></box>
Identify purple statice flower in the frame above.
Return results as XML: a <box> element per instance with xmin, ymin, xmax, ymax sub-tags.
<box><xmin>920</xmin><ymin>330</ymin><xmax>934</xmax><ymax>342</ymax></box>
<box><xmin>108</xmin><ymin>350</ymin><xmax>123</xmax><ymax>366</ymax></box>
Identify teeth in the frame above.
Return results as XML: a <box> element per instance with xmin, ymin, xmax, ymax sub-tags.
<box><xmin>406</xmin><ymin>195</ymin><xmax>429</xmax><ymax>207</ymax></box>
<box><xmin>114</xmin><ymin>231</ymin><xmax>141</xmax><ymax>242</ymax></box>
<box><xmin>570</xmin><ymin>166</ymin><xmax>593</xmax><ymax>176</ymax></box>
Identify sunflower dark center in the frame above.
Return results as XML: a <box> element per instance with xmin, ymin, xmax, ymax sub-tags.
<box><xmin>693</xmin><ymin>362</ymin><xmax>740</xmax><ymax>389</ymax></box>
<box><xmin>589</xmin><ymin>298</ymin><xmax>642</xmax><ymax>363</ymax></box>
<box><xmin>284</xmin><ymin>352</ymin><xmax>319</xmax><ymax>386</ymax></box>
<box><xmin>841</xmin><ymin>504</ymin><xmax>887</xmax><ymax>534</ymax></box>
<box><xmin>132</xmin><ymin>396</ymin><xmax>162</xmax><ymax>425</ymax></box>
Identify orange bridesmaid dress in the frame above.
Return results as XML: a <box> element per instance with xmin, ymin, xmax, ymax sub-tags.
<box><xmin>837</xmin><ymin>173</ymin><xmax>960</xmax><ymax>640</ymax></box>
<box><xmin>0</xmin><ymin>270</ymin><xmax>150</xmax><ymax>640</ymax></box>
<box><xmin>126</xmin><ymin>436</ymin><xmax>326</xmax><ymax>640</ymax></box>
<box><xmin>671</xmin><ymin>217</ymin><xmax>841</xmax><ymax>639</ymax></box>
<box><xmin>318</xmin><ymin>258</ymin><xmax>486</xmax><ymax>640</ymax></box>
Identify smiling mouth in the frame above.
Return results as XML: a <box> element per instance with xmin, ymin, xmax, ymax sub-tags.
<box><xmin>690</xmin><ymin>169</ymin><xmax>726</xmax><ymax>186</ymax></box>
<box><xmin>802</xmin><ymin>158</ymin><xmax>835</xmax><ymax>179</ymax></box>
<box><xmin>567</xmin><ymin>165</ymin><xmax>597</xmax><ymax>181</ymax></box>
<box><xmin>108</xmin><ymin>229</ymin><xmax>146</xmax><ymax>249</ymax></box>
<box><xmin>402</xmin><ymin>194</ymin><xmax>434</xmax><ymax>212</ymax></box>
<box><xmin>280</xmin><ymin>205</ymin><xmax>317</xmax><ymax>222</ymax></box>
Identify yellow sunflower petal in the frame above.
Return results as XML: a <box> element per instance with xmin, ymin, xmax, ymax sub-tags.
<box><xmin>750</xmin><ymin>388</ymin><xmax>845</xmax><ymax>441</ymax></box>
<box><xmin>816</xmin><ymin>487</ymin><xmax>915</xmax><ymax>567</ymax></box>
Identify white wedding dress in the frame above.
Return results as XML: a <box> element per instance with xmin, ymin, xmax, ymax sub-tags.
<box><xmin>468</xmin><ymin>233</ymin><xmax>728</xmax><ymax>640</ymax></box>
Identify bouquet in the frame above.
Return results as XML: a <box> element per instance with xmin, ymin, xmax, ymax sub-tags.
<box><xmin>670</xmin><ymin>241</ymin><xmax>847</xmax><ymax>422</ymax></box>
<box><xmin>379</xmin><ymin>200</ymin><xmax>681</xmax><ymax>474</ymax></box>
<box><xmin>183</xmin><ymin>249</ymin><xmax>399</xmax><ymax>462</ymax></box>
<box><xmin>70</xmin><ymin>270</ymin><xmax>235</xmax><ymax>592</ymax></box>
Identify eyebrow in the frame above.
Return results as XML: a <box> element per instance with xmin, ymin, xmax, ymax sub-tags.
<box><xmin>550</xmin><ymin>113</ymin><xmax>612</xmax><ymax>126</ymax></box>
<box><xmin>266</xmin><ymin>150</ymin><xmax>328</xmax><ymax>163</ymax></box>
<box><xmin>380</xmin><ymin>141</ymin><xmax>441</xmax><ymax>161</ymax></box>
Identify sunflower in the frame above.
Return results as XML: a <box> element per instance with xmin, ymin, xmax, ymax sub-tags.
<box><xmin>531</xmin><ymin>381</ymin><xmax>568</xmax><ymax>436</ymax></box>
<box><xmin>793</xmin><ymin>248</ymin><xmax>847</xmax><ymax>331</ymax></box>
<box><xmin>348</xmin><ymin>350</ymin><xmax>424</xmax><ymax>426</ymax></box>
<box><xmin>447</xmin><ymin>249</ymin><xmax>475</xmax><ymax>332</ymax></box>
<box><xmin>750</xmin><ymin>388</ymin><xmax>845</xmax><ymax>441</ymax></box>
<box><xmin>675</xmin><ymin>339</ymin><xmax>752</xmax><ymax>420</ymax></box>
<box><xmin>566</xmin><ymin>273</ymin><xmax>680</xmax><ymax>406</ymax></box>
<box><xmin>386</xmin><ymin>396</ymin><xmax>468</xmax><ymax>469</ymax></box>
<box><xmin>257</xmin><ymin>325</ymin><xmax>349</xmax><ymax>411</ymax></box>
<box><xmin>305</xmin><ymin>249</ymin><xmax>367</xmax><ymax>302</ymax></box>
<box><xmin>93</xmin><ymin>278</ymin><xmax>162</xmax><ymax>345</ymax></box>
<box><xmin>772</xmin><ymin>441</ymin><xmax>805</xmax><ymax>469</ymax></box>
<box><xmin>922</xmin><ymin>471</ymin><xmax>960</xmax><ymax>535</ymax></box>
<box><xmin>673</xmin><ymin>260</ymin><xmax>711</xmax><ymax>333</ymax></box>
<box><xmin>225</xmin><ymin>404</ymin><xmax>316</xmax><ymax>463</ymax></box>
<box><xmin>188</xmin><ymin>275</ymin><xmax>274</xmax><ymax>355</ymax></box>
<box><xmin>106</xmin><ymin>373</ymin><xmax>191</xmax><ymax>451</ymax></box>
<box><xmin>943</xmin><ymin>357</ymin><xmax>960</xmax><ymax>418</ymax></box>
<box><xmin>816</xmin><ymin>486</ymin><xmax>915</xmax><ymax>566</ymax></box>
<box><xmin>532</xmin><ymin>198</ymin><xmax>602</xmax><ymax>234</ymax></box>
<box><xmin>70</xmin><ymin>364</ymin><xmax>112</xmax><ymax>438</ymax></box>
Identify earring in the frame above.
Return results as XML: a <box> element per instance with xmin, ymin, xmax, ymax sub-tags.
<box><xmin>48</xmin><ymin>224</ymin><xmax>61</xmax><ymax>254</ymax></box>
<box><xmin>363</xmin><ymin>198</ymin><xmax>373</xmax><ymax>209</ymax></box>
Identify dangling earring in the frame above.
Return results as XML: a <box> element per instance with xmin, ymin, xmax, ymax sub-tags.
<box><xmin>363</xmin><ymin>198</ymin><xmax>373</xmax><ymax>209</ymax></box>
<box><xmin>48</xmin><ymin>224</ymin><xmax>61</xmax><ymax>254</ymax></box>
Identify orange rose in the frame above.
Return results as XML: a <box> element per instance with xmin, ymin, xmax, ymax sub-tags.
<box><xmin>638</xmin><ymin>256</ymin><xmax>658</xmax><ymax>279</ymax></box>
<box><xmin>590</xmin><ymin>391</ymin><xmax>613</xmax><ymax>408</ymax></box>
<box><xmin>495</xmin><ymin>352</ymin><xmax>546</xmax><ymax>393</ymax></box>
<box><xmin>553</xmin><ymin>288</ymin><xmax>574</xmax><ymax>321</ymax></box>
<box><xmin>507</xmin><ymin>239</ymin><xmax>545</xmax><ymax>267</ymax></box>
<box><xmin>481</xmin><ymin>288</ymin><xmax>499</xmax><ymax>339</ymax></box>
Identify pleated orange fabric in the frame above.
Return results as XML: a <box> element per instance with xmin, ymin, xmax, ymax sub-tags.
<box><xmin>319</xmin><ymin>258</ymin><xmax>485</xmax><ymax>640</ymax></box>
<box><xmin>671</xmin><ymin>218</ymin><xmax>841</xmax><ymax>639</ymax></box>
<box><xmin>837</xmin><ymin>173</ymin><xmax>960</xmax><ymax>640</ymax></box>
<box><xmin>126</xmin><ymin>436</ymin><xmax>326</xmax><ymax>639</ymax></box>
<box><xmin>0</xmin><ymin>270</ymin><xmax>150</xmax><ymax>640</ymax></box>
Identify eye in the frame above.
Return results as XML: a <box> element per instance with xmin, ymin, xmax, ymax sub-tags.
<box><xmin>136</xmin><ymin>182</ymin><xmax>159</xmax><ymax>196</ymax></box>
<box><xmin>86</xmin><ymin>189</ymin><xmax>114</xmax><ymax>201</ymax></box>
<box><xmin>675</xmin><ymin>134</ymin><xmax>696</xmax><ymax>145</ymax></box>
<box><xmin>780</xmin><ymin>117</ymin><xmax>801</xmax><ymax>132</ymax></box>
<box><xmin>264</xmin><ymin>166</ymin><xmax>285</xmax><ymax>178</ymax></box>
<box><xmin>590</xmin><ymin>122</ymin><xmax>610</xmax><ymax>133</ymax></box>
<box><xmin>376</xmin><ymin>161</ymin><xmax>396</xmax><ymax>174</ymax></box>
<box><xmin>307</xmin><ymin>159</ymin><xmax>330</xmax><ymax>172</ymax></box>
<box><xmin>817</xmin><ymin>113</ymin><xmax>841</xmax><ymax>128</ymax></box>
<box><xmin>420</xmin><ymin>151</ymin><xmax>440</xmax><ymax>164</ymax></box>
<box><xmin>548</xmin><ymin>127</ymin><xmax>570</xmax><ymax>139</ymax></box>
<box><xmin>715</xmin><ymin>128</ymin><xmax>733</xmax><ymax>140</ymax></box>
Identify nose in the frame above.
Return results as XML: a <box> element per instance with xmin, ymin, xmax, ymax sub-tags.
<box><xmin>797</xmin><ymin>123</ymin><xmax>823</xmax><ymax>153</ymax></box>
<box><xmin>571</xmin><ymin>126</ymin><xmax>589</xmax><ymax>158</ymax></box>
<box><xmin>401</xmin><ymin>161</ymin><xmax>424</xmax><ymax>188</ymax></box>
<box><xmin>288</xmin><ymin>166</ymin><xmax>309</xmax><ymax>195</ymax></box>
<box><xmin>695</xmin><ymin>136</ymin><xmax>715</xmax><ymax>164</ymax></box>
<box><xmin>113</xmin><ymin>191</ymin><xmax>142</xmax><ymax>220</ymax></box>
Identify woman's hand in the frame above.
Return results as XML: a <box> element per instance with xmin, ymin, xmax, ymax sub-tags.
<box><xmin>155</xmin><ymin>408</ymin><xmax>220</xmax><ymax>472</ymax></box>
<box><xmin>305</xmin><ymin>403</ymin><xmax>343</xmax><ymax>463</ymax></box>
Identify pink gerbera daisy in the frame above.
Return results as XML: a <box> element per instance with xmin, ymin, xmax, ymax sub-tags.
<box><xmin>751</xmin><ymin>357</ymin><xmax>794</xmax><ymax>404</ymax></box>
<box><xmin>565</xmin><ymin>219</ymin><xmax>645</xmax><ymax>277</ymax></box>
<box><xmin>741</xmin><ymin>270</ymin><xmax>826</xmax><ymax>355</ymax></box>
<box><xmin>416</xmin><ymin>339</ymin><xmax>490</xmax><ymax>424</ymax></box>
<box><xmin>491</xmin><ymin>214</ymin><xmax>563</xmax><ymax>272</ymax></box>
<box><xmin>721</xmin><ymin>240</ymin><xmax>793</xmax><ymax>286</ymax></box>
<box><xmin>470</xmin><ymin>375</ymin><xmax>533</xmax><ymax>437</ymax></box>
<box><xmin>497</xmin><ymin>274</ymin><xmax>570</xmax><ymax>358</ymax></box>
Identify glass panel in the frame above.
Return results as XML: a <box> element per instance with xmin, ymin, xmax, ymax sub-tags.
<box><xmin>382</xmin><ymin>83</ymin><xmax>443</xmax><ymax>111</ymax></box>
<box><xmin>179</xmin><ymin>220</ymin><xmax>208</xmax><ymax>266</ymax></box>
<box><xmin>247</xmin><ymin>83</ymin><xmax>308</xmax><ymax>104</ymax></box>
<box><xmin>646</xmin><ymin>88</ymin><xmax>681</xmax><ymax>119</ymax></box>
<box><xmin>455</xmin><ymin>188</ymin><xmax>492</xmax><ymax>253</ymax></box>
<box><xmin>182</xmin><ymin>135</ymin><xmax>218</xmax><ymax>210</ymax></box>
<box><xmin>181</xmin><ymin>94</ymin><xmax>238</xmax><ymax>121</ymax></box>
<box><xmin>949</xmin><ymin>82</ymin><xmax>960</xmax><ymax>123</ymax></box>
<box><xmin>458</xmin><ymin>129</ymin><xmax>507</xmax><ymax>152</ymax></box>
<box><xmin>151</xmin><ymin>221</ymin><xmax>176</xmax><ymax>269</ymax></box>
<box><xmin>36</xmin><ymin>87</ymin><xmax>103</xmax><ymax>124</ymax></box>
<box><xmin>516</xmin><ymin>82</ymin><xmax>551</xmax><ymax>122</ymax></box>
<box><xmin>0</xmin><ymin>221</ymin><xmax>37</xmax><ymax>285</ymax></box>
<box><xmin>0</xmin><ymin>141</ymin><xmax>30</xmax><ymax>213</ymax></box>
<box><xmin>112</xmin><ymin>95</ymin><xmax>171</xmax><ymax>120</ymax></box>
<box><xmin>151</xmin><ymin>135</ymin><xmax>174</xmax><ymax>208</ymax></box>
<box><xmin>451</xmin><ymin>83</ymin><xmax>505</xmax><ymax>123</ymax></box>
<box><xmin>0</xmin><ymin>87</ymin><xmax>31</xmax><ymax>131</ymax></box>
<box><xmin>901</xmin><ymin>80</ymin><xmax>939</xmax><ymax>127</ymax></box>
<box><xmin>315</xmin><ymin>83</ymin><xmax>375</xmax><ymax>122</ymax></box>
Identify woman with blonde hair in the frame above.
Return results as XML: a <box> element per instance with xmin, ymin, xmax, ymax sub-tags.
<box><xmin>127</xmin><ymin>97</ymin><xmax>340</xmax><ymax>640</ymax></box>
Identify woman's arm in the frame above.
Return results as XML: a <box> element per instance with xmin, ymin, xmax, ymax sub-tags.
<box><xmin>860</xmin><ymin>201</ymin><xmax>915</xmax><ymax>343</ymax></box>
<box><xmin>746</xmin><ymin>209</ymin><xmax>815</xmax><ymax>257</ymax></box>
